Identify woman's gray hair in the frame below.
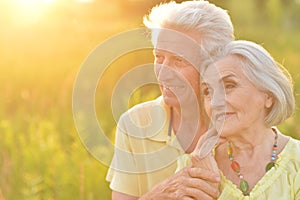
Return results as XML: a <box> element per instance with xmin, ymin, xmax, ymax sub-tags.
<box><xmin>143</xmin><ymin>0</ymin><xmax>234</xmax><ymax>57</ymax></box>
<box><xmin>203</xmin><ymin>40</ymin><xmax>295</xmax><ymax>127</ymax></box>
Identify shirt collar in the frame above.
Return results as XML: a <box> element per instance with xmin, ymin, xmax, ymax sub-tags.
<box><xmin>147</xmin><ymin>97</ymin><xmax>184</xmax><ymax>151</ymax></box>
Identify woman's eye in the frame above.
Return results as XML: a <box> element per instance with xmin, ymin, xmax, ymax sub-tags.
<box><xmin>225</xmin><ymin>83</ymin><xmax>236</xmax><ymax>89</ymax></box>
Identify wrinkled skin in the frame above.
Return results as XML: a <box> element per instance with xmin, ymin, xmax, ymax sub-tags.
<box><xmin>139</xmin><ymin>164</ymin><xmax>220</xmax><ymax>200</ymax></box>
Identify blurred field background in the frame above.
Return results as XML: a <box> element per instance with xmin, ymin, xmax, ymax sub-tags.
<box><xmin>0</xmin><ymin>0</ymin><xmax>299</xmax><ymax>199</ymax></box>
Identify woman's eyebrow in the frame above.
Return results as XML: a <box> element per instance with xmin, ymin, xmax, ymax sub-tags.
<box><xmin>220</xmin><ymin>73</ymin><xmax>236</xmax><ymax>81</ymax></box>
<box><xmin>201</xmin><ymin>73</ymin><xmax>237</xmax><ymax>86</ymax></box>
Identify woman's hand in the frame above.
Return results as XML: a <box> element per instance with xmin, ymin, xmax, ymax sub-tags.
<box><xmin>191</xmin><ymin>127</ymin><xmax>225</xmax><ymax>172</ymax></box>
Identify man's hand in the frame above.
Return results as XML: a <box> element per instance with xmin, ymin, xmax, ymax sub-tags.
<box><xmin>140</xmin><ymin>165</ymin><xmax>220</xmax><ymax>200</ymax></box>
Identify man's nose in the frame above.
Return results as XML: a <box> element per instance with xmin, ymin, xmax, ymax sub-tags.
<box><xmin>155</xmin><ymin>60</ymin><xmax>175</xmax><ymax>81</ymax></box>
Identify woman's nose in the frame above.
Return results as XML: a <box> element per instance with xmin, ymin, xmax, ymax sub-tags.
<box><xmin>211</xmin><ymin>89</ymin><xmax>226</xmax><ymax>109</ymax></box>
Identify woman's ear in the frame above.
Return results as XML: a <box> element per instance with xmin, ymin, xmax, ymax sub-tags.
<box><xmin>265</xmin><ymin>92</ymin><xmax>274</xmax><ymax>109</ymax></box>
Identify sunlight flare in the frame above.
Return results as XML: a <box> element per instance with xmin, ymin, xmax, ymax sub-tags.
<box><xmin>11</xmin><ymin>0</ymin><xmax>54</xmax><ymax>24</ymax></box>
<box><xmin>76</xmin><ymin>0</ymin><xmax>94</xmax><ymax>3</ymax></box>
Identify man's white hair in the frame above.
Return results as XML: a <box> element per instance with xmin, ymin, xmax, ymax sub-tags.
<box><xmin>143</xmin><ymin>0</ymin><xmax>234</xmax><ymax>58</ymax></box>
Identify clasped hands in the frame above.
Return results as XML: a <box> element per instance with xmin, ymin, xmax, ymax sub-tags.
<box><xmin>141</xmin><ymin>128</ymin><xmax>223</xmax><ymax>200</ymax></box>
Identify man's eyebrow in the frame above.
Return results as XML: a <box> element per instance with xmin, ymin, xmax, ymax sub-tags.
<box><xmin>153</xmin><ymin>49</ymin><xmax>167</xmax><ymax>55</ymax></box>
<box><xmin>153</xmin><ymin>49</ymin><xmax>184</xmax><ymax>58</ymax></box>
<box><xmin>153</xmin><ymin>48</ymin><xmax>164</xmax><ymax>52</ymax></box>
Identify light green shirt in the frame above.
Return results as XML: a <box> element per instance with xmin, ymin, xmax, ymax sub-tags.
<box><xmin>176</xmin><ymin>137</ymin><xmax>300</xmax><ymax>200</ymax></box>
<box><xmin>106</xmin><ymin>97</ymin><xmax>185</xmax><ymax>197</ymax></box>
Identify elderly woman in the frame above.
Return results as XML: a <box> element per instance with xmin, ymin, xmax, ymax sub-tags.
<box><xmin>178</xmin><ymin>40</ymin><xmax>300</xmax><ymax>199</ymax></box>
<box><xmin>196</xmin><ymin>40</ymin><xmax>300</xmax><ymax>199</ymax></box>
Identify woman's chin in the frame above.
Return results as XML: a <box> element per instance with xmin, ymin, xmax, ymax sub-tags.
<box><xmin>215</xmin><ymin>125</ymin><xmax>230</xmax><ymax>137</ymax></box>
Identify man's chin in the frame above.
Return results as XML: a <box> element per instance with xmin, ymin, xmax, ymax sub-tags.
<box><xmin>162</xmin><ymin>95</ymin><xmax>179</xmax><ymax>107</ymax></box>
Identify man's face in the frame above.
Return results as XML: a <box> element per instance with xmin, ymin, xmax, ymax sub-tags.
<box><xmin>153</xmin><ymin>28</ymin><xmax>203</xmax><ymax>108</ymax></box>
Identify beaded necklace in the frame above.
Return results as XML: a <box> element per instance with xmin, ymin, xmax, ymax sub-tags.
<box><xmin>227</xmin><ymin>128</ymin><xmax>278</xmax><ymax>196</ymax></box>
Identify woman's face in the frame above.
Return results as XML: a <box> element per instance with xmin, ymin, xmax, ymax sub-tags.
<box><xmin>201</xmin><ymin>55</ymin><xmax>272</xmax><ymax>137</ymax></box>
<box><xmin>154</xmin><ymin>28</ymin><xmax>202</xmax><ymax>109</ymax></box>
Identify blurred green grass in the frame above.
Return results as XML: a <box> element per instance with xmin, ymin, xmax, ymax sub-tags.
<box><xmin>0</xmin><ymin>0</ymin><xmax>299</xmax><ymax>199</ymax></box>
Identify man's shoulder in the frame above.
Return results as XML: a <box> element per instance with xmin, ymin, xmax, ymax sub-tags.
<box><xmin>119</xmin><ymin>96</ymin><xmax>168</xmax><ymax>128</ymax></box>
<box><xmin>128</xmin><ymin>96</ymin><xmax>164</xmax><ymax>113</ymax></box>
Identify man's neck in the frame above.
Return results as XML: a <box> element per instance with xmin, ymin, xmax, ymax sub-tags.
<box><xmin>171</xmin><ymin>106</ymin><xmax>208</xmax><ymax>153</ymax></box>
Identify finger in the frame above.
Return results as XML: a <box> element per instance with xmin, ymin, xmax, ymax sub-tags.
<box><xmin>192</xmin><ymin>128</ymin><xmax>219</xmax><ymax>159</ymax></box>
<box><xmin>191</xmin><ymin>154</ymin><xmax>219</xmax><ymax>172</ymax></box>
<box><xmin>216</xmin><ymin>136</ymin><xmax>227</xmax><ymax>146</ymax></box>
<box><xmin>194</xmin><ymin>127</ymin><xmax>217</xmax><ymax>150</ymax></box>
<box><xmin>171</xmin><ymin>178</ymin><xmax>219</xmax><ymax>200</ymax></box>
<box><xmin>172</xmin><ymin>188</ymin><xmax>193</xmax><ymax>200</ymax></box>
<box><xmin>182</xmin><ymin>196</ymin><xmax>194</xmax><ymax>200</ymax></box>
<box><xmin>179</xmin><ymin>166</ymin><xmax>193</xmax><ymax>178</ymax></box>
<box><xmin>162</xmin><ymin>167</ymin><xmax>219</xmax><ymax>199</ymax></box>
<box><xmin>184</xmin><ymin>177</ymin><xmax>220</xmax><ymax>199</ymax></box>
<box><xmin>182</xmin><ymin>186</ymin><xmax>217</xmax><ymax>200</ymax></box>
<box><xmin>188</xmin><ymin>167</ymin><xmax>221</xmax><ymax>183</ymax></box>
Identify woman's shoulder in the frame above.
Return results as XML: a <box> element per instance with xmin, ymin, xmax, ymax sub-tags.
<box><xmin>287</xmin><ymin>137</ymin><xmax>300</xmax><ymax>153</ymax></box>
<box><xmin>280</xmin><ymin>136</ymin><xmax>300</xmax><ymax>164</ymax></box>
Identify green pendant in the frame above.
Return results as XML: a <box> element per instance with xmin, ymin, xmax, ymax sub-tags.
<box><xmin>240</xmin><ymin>180</ymin><xmax>249</xmax><ymax>195</ymax></box>
<box><xmin>266</xmin><ymin>162</ymin><xmax>275</xmax><ymax>172</ymax></box>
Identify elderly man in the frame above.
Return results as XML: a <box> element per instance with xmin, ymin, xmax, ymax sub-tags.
<box><xmin>106</xmin><ymin>1</ymin><xmax>234</xmax><ymax>199</ymax></box>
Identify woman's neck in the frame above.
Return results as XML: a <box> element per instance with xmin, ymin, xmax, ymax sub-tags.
<box><xmin>226</xmin><ymin>127</ymin><xmax>274</xmax><ymax>154</ymax></box>
<box><xmin>215</xmin><ymin>128</ymin><xmax>289</xmax><ymax>193</ymax></box>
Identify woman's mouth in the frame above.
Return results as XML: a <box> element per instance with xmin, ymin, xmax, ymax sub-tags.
<box><xmin>214</xmin><ymin>112</ymin><xmax>234</xmax><ymax>121</ymax></box>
